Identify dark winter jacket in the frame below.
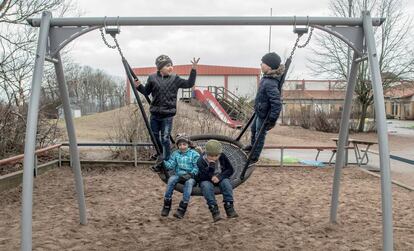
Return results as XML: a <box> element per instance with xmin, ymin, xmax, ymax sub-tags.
<box><xmin>137</xmin><ymin>69</ymin><xmax>196</xmax><ymax>118</ymax></box>
<box><xmin>254</xmin><ymin>75</ymin><xmax>282</xmax><ymax>124</ymax></box>
<box><xmin>197</xmin><ymin>154</ymin><xmax>234</xmax><ymax>182</ymax></box>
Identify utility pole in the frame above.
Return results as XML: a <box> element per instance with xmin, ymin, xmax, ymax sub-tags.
<box><xmin>268</xmin><ymin>8</ymin><xmax>272</xmax><ymax>52</ymax></box>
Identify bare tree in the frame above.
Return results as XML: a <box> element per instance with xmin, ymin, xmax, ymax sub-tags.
<box><xmin>309</xmin><ymin>0</ymin><xmax>414</xmax><ymax>131</ymax></box>
<box><xmin>0</xmin><ymin>0</ymin><xmax>77</xmax><ymax>158</ymax></box>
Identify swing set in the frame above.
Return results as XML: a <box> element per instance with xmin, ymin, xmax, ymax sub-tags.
<box><xmin>97</xmin><ymin>19</ymin><xmax>313</xmax><ymax>195</ymax></box>
<box><xmin>22</xmin><ymin>13</ymin><xmax>393</xmax><ymax>251</ymax></box>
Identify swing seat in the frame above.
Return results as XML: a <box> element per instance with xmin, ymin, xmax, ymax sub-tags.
<box><xmin>157</xmin><ymin>134</ymin><xmax>256</xmax><ymax>196</ymax></box>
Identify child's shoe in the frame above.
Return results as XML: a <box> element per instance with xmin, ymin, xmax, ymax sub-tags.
<box><xmin>224</xmin><ymin>201</ymin><xmax>239</xmax><ymax>218</ymax></box>
<box><xmin>208</xmin><ymin>204</ymin><xmax>222</xmax><ymax>222</ymax></box>
<box><xmin>173</xmin><ymin>201</ymin><xmax>188</xmax><ymax>219</ymax></box>
<box><xmin>161</xmin><ymin>198</ymin><xmax>172</xmax><ymax>217</ymax></box>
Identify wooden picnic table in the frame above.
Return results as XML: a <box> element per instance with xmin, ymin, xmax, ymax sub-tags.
<box><xmin>331</xmin><ymin>138</ymin><xmax>378</xmax><ymax>166</ymax></box>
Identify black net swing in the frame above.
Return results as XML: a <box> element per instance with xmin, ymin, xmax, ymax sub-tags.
<box><xmin>99</xmin><ymin>21</ymin><xmax>313</xmax><ymax>196</ymax></box>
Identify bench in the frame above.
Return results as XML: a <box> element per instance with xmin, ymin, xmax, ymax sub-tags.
<box><xmin>262</xmin><ymin>145</ymin><xmax>355</xmax><ymax>167</ymax></box>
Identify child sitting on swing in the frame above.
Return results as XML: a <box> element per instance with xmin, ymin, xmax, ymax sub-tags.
<box><xmin>160</xmin><ymin>134</ymin><xmax>200</xmax><ymax>219</ymax></box>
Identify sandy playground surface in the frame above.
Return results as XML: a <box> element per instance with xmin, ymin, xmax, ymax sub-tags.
<box><xmin>1</xmin><ymin>164</ymin><xmax>413</xmax><ymax>250</ymax></box>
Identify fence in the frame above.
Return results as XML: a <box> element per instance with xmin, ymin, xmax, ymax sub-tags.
<box><xmin>2</xmin><ymin>142</ymin><xmax>413</xmax><ymax>191</ymax></box>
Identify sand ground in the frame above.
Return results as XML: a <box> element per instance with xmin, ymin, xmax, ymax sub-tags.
<box><xmin>1</xmin><ymin>165</ymin><xmax>413</xmax><ymax>250</ymax></box>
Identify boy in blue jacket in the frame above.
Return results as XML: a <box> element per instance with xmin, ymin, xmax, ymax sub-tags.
<box><xmin>161</xmin><ymin>134</ymin><xmax>200</xmax><ymax>219</ymax></box>
<box><xmin>197</xmin><ymin>140</ymin><xmax>238</xmax><ymax>222</ymax></box>
<box><xmin>245</xmin><ymin>52</ymin><xmax>285</xmax><ymax>163</ymax></box>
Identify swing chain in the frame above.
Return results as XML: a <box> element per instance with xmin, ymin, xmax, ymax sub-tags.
<box><xmin>100</xmin><ymin>27</ymin><xmax>116</xmax><ymax>49</ymax></box>
<box><xmin>288</xmin><ymin>26</ymin><xmax>314</xmax><ymax>60</ymax></box>
<box><xmin>297</xmin><ymin>26</ymin><xmax>314</xmax><ymax>48</ymax></box>
<box><xmin>99</xmin><ymin>27</ymin><xmax>125</xmax><ymax>59</ymax></box>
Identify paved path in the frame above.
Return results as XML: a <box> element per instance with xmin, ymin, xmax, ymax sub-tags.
<box><xmin>261</xmin><ymin>147</ymin><xmax>414</xmax><ymax>188</ymax></box>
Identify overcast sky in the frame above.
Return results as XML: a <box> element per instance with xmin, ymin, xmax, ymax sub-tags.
<box><xmin>64</xmin><ymin>0</ymin><xmax>414</xmax><ymax>79</ymax></box>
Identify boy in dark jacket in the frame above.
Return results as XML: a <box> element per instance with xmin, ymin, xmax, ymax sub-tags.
<box><xmin>135</xmin><ymin>55</ymin><xmax>200</xmax><ymax>161</ymax></box>
<box><xmin>197</xmin><ymin>140</ymin><xmax>238</xmax><ymax>222</ymax></box>
<box><xmin>245</xmin><ymin>52</ymin><xmax>285</xmax><ymax>163</ymax></box>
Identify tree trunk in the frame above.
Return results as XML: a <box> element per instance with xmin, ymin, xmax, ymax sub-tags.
<box><xmin>358</xmin><ymin>102</ymin><xmax>369</xmax><ymax>132</ymax></box>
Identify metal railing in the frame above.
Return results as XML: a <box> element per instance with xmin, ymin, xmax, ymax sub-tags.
<box><xmin>207</xmin><ymin>86</ymin><xmax>253</xmax><ymax>121</ymax></box>
<box><xmin>60</xmin><ymin>142</ymin><xmax>154</xmax><ymax>168</ymax></box>
<box><xmin>0</xmin><ymin>144</ymin><xmax>62</xmax><ymax>177</ymax></box>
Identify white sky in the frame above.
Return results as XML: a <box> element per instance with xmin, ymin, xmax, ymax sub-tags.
<box><xmin>63</xmin><ymin>0</ymin><xmax>414</xmax><ymax>79</ymax></box>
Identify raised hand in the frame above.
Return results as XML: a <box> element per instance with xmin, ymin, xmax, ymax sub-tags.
<box><xmin>191</xmin><ymin>57</ymin><xmax>200</xmax><ymax>69</ymax></box>
<box><xmin>133</xmin><ymin>78</ymin><xmax>141</xmax><ymax>88</ymax></box>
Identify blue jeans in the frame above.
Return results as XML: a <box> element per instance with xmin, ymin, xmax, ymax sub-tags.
<box><xmin>249</xmin><ymin>116</ymin><xmax>268</xmax><ymax>160</ymax></box>
<box><xmin>150</xmin><ymin>115</ymin><xmax>173</xmax><ymax>160</ymax></box>
<box><xmin>200</xmin><ymin>178</ymin><xmax>233</xmax><ymax>206</ymax></box>
<box><xmin>164</xmin><ymin>175</ymin><xmax>195</xmax><ymax>203</ymax></box>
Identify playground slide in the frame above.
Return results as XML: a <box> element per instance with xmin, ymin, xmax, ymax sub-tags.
<box><xmin>194</xmin><ymin>89</ymin><xmax>242</xmax><ymax>129</ymax></box>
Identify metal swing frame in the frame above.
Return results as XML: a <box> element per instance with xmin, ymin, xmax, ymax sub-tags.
<box><xmin>22</xmin><ymin>13</ymin><xmax>393</xmax><ymax>251</ymax></box>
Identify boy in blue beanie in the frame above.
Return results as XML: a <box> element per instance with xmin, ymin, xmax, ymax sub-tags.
<box><xmin>245</xmin><ymin>52</ymin><xmax>285</xmax><ymax>163</ymax></box>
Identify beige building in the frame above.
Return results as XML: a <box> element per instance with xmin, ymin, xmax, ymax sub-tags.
<box><xmin>126</xmin><ymin>64</ymin><xmax>260</xmax><ymax>104</ymax></box>
<box><xmin>385</xmin><ymin>82</ymin><xmax>414</xmax><ymax>120</ymax></box>
<box><xmin>281</xmin><ymin>80</ymin><xmax>347</xmax><ymax>122</ymax></box>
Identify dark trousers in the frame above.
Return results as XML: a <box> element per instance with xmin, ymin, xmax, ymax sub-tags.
<box><xmin>150</xmin><ymin>115</ymin><xmax>173</xmax><ymax>160</ymax></box>
<box><xmin>249</xmin><ymin>116</ymin><xmax>268</xmax><ymax>160</ymax></box>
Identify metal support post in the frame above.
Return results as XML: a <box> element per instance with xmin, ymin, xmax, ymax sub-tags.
<box><xmin>21</xmin><ymin>11</ymin><xmax>51</xmax><ymax>251</ymax></box>
<box><xmin>34</xmin><ymin>154</ymin><xmax>38</xmax><ymax>177</ymax></box>
<box><xmin>280</xmin><ymin>148</ymin><xmax>284</xmax><ymax>167</ymax></box>
<box><xmin>54</xmin><ymin>52</ymin><xmax>87</xmax><ymax>225</ymax></box>
<box><xmin>58</xmin><ymin>147</ymin><xmax>62</xmax><ymax>168</ymax></box>
<box><xmin>363</xmin><ymin>11</ymin><xmax>394</xmax><ymax>251</ymax></box>
<box><xmin>134</xmin><ymin>145</ymin><xmax>137</xmax><ymax>167</ymax></box>
<box><xmin>330</xmin><ymin>52</ymin><xmax>360</xmax><ymax>223</ymax></box>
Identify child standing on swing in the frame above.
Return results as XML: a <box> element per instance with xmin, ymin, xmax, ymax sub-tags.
<box><xmin>245</xmin><ymin>52</ymin><xmax>285</xmax><ymax>163</ymax></box>
<box><xmin>135</xmin><ymin>55</ymin><xmax>200</xmax><ymax>162</ymax></box>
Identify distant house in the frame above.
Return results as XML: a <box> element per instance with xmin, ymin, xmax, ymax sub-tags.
<box><xmin>126</xmin><ymin>64</ymin><xmax>261</xmax><ymax>104</ymax></box>
<box><xmin>281</xmin><ymin>80</ymin><xmax>347</xmax><ymax>121</ymax></box>
<box><xmin>385</xmin><ymin>82</ymin><xmax>414</xmax><ymax>120</ymax></box>
<box><xmin>57</xmin><ymin>103</ymin><xmax>82</xmax><ymax>119</ymax></box>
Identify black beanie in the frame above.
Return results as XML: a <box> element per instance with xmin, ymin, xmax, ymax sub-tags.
<box><xmin>155</xmin><ymin>55</ymin><xmax>173</xmax><ymax>70</ymax></box>
<box><xmin>261</xmin><ymin>52</ymin><xmax>281</xmax><ymax>70</ymax></box>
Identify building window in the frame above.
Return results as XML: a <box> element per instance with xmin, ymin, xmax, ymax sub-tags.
<box><xmin>404</xmin><ymin>103</ymin><xmax>410</xmax><ymax>118</ymax></box>
<box><xmin>392</xmin><ymin>102</ymin><xmax>398</xmax><ymax>116</ymax></box>
<box><xmin>295</xmin><ymin>83</ymin><xmax>304</xmax><ymax>90</ymax></box>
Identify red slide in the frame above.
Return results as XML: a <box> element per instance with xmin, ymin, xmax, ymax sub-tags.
<box><xmin>194</xmin><ymin>89</ymin><xmax>242</xmax><ymax>129</ymax></box>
